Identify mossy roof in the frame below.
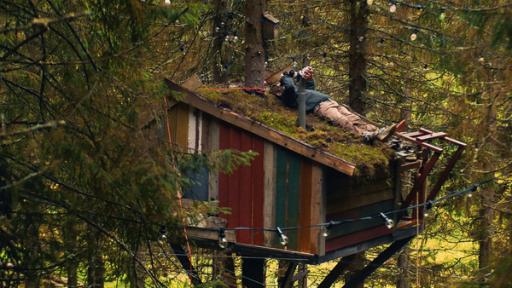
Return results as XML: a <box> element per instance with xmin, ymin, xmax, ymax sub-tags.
<box><xmin>192</xmin><ymin>87</ymin><xmax>393</xmax><ymax>175</ymax></box>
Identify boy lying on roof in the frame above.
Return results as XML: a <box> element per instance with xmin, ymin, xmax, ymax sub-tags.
<box><xmin>277</xmin><ymin>66</ymin><xmax>399</xmax><ymax>143</ymax></box>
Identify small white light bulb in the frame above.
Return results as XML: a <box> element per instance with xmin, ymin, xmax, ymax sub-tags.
<box><xmin>277</xmin><ymin>227</ymin><xmax>288</xmax><ymax>246</ymax></box>
<box><xmin>218</xmin><ymin>229</ymin><xmax>228</xmax><ymax>249</ymax></box>
<box><xmin>380</xmin><ymin>212</ymin><xmax>395</xmax><ymax>229</ymax></box>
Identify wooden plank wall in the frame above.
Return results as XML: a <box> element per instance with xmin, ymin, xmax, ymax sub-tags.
<box><xmin>274</xmin><ymin>147</ymin><xmax>322</xmax><ymax>254</ymax></box>
<box><xmin>218</xmin><ymin>124</ymin><xmax>265</xmax><ymax>245</ymax></box>
<box><xmin>168</xmin><ymin>104</ymin><xmax>209</xmax><ymax>201</ymax></box>
<box><xmin>263</xmin><ymin>142</ymin><xmax>276</xmax><ymax>246</ymax></box>
<box><xmin>168</xmin><ymin>104</ymin><xmax>324</xmax><ymax>254</ymax></box>
<box><xmin>275</xmin><ymin>147</ymin><xmax>301</xmax><ymax>249</ymax></box>
<box><xmin>167</xmin><ymin>103</ymin><xmax>189</xmax><ymax>149</ymax></box>
<box><xmin>323</xmin><ymin>167</ymin><xmax>396</xmax><ymax>252</ymax></box>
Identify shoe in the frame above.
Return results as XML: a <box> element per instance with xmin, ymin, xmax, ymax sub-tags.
<box><xmin>376</xmin><ymin>124</ymin><xmax>397</xmax><ymax>142</ymax></box>
<box><xmin>362</xmin><ymin>131</ymin><xmax>375</xmax><ymax>144</ymax></box>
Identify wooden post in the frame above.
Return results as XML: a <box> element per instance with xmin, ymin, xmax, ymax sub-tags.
<box><xmin>242</xmin><ymin>257</ymin><xmax>266</xmax><ymax>288</ymax></box>
<box><xmin>297</xmin><ymin>78</ymin><xmax>306</xmax><ymax>129</ymax></box>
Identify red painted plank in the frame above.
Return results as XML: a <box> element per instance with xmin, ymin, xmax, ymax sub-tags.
<box><xmin>252</xmin><ymin>139</ymin><xmax>265</xmax><ymax>245</ymax></box>
<box><xmin>239</xmin><ymin>132</ymin><xmax>253</xmax><ymax>243</ymax></box>
<box><xmin>218</xmin><ymin>123</ymin><xmax>265</xmax><ymax>245</ymax></box>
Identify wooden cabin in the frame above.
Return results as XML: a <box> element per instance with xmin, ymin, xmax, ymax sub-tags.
<box><xmin>151</xmin><ymin>78</ymin><xmax>465</xmax><ymax>286</ymax></box>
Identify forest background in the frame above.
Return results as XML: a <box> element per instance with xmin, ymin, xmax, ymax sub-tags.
<box><xmin>1</xmin><ymin>0</ymin><xmax>512</xmax><ymax>287</ymax></box>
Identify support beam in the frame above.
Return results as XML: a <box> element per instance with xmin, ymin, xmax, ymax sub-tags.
<box><xmin>242</xmin><ymin>257</ymin><xmax>266</xmax><ymax>288</ymax></box>
<box><xmin>169</xmin><ymin>243</ymin><xmax>202</xmax><ymax>286</ymax></box>
<box><xmin>318</xmin><ymin>255</ymin><xmax>355</xmax><ymax>288</ymax></box>
<box><xmin>279</xmin><ymin>262</ymin><xmax>298</xmax><ymax>288</ymax></box>
<box><xmin>342</xmin><ymin>236</ymin><xmax>414</xmax><ymax>288</ymax></box>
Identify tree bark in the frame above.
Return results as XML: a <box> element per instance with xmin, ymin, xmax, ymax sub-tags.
<box><xmin>87</xmin><ymin>228</ymin><xmax>104</xmax><ymax>288</ymax></box>
<box><xmin>63</xmin><ymin>221</ymin><xmax>79</xmax><ymax>288</ymax></box>
<box><xmin>222</xmin><ymin>252</ymin><xmax>237</xmax><ymax>288</ymax></box>
<box><xmin>478</xmin><ymin>201</ymin><xmax>492</xmax><ymax>283</ymax></box>
<box><xmin>344</xmin><ymin>252</ymin><xmax>365</xmax><ymax>288</ymax></box>
<box><xmin>212</xmin><ymin>0</ymin><xmax>228</xmax><ymax>83</ymax></box>
<box><xmin>348</xmin><ymin>0</ymin><xmax>369</xmax><ymax>114</ymax></box>
<box><xmin>476</xmin><ymin>89</ymin><xmax>497</xmax><ymax>285</ymax></box>
<box><xmin>128</xmin><ymin>246</ymin><xmax>146</xmax><ymax>288</ymax></box>
<box><xmin>244</xmin><ymin>0</ymin><xmax>266</xmax><ymax>88</ymax></box>
<box><xmin>396</xmin><ymin>247</ymin><xmax>410</xmax><ymax>288</ymax></box>
<box><xmin>24</xmin><ymin>218</ymin><xmax>41</xmax><ymax>288</ymax></box>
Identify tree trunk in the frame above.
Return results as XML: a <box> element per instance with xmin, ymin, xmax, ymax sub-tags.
<box><xmin>212</xmin><ymin>0</ymin><xmax>228</xmax><ymax>83</ymax></box>
<box><xmin>244</xmin><ymin>0</ymin><xmax>266</xmax><ymax>88</ymax></box>
<box><xmin>344</xmin><ymin>252</ymin><xmax>365</xmax><ymax>288</ymax></box>
<box><xmin>63</xmin><ymin>221</ymin><xmax>79</xmax><ymax>288</ymax></box>
<box><xmin>348</xmin><ymin>0</ymin><xmax>369</xmax><ymax>114</ymax></box>
<box><xmin>478</xmin><ymin>201</ymin><xmax>492</xmax><ymax>283</ymax></box>
<box><xmin>396</xmin><ymin>247</ymin><xmax>410</xmax><ymax>288</ymax></box>
<box><xmin>24</xmin><ymin>219</ymin><xmax>41</xmax><ymax>288</ymax></box>
<box><xmin>222</xmin><ymin>252</ymin><xmax>237</xmax><ymax>288</ymax></box>
<box><xmin>128</xmin><ymin>246</ymin><xmax>145</xmax><ymax>288</ymax></box>
<box><xmin>87</xmin><ymin>228</ymin><xmax>104</xmax><ymax>288</ymax></box>
<box><xmin>476</xmin><ymin>90</ymin><xmax>497</xmax><ymax>285</ymax></box>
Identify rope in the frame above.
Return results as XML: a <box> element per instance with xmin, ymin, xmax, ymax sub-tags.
<box><xmin>163</xmin><ymin>96</ymin><xmax>193</xmax><ymax>267</ymax></box>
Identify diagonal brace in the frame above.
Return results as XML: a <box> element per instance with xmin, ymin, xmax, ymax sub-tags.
<box><xmin>342</xmin><ymin>236</ymin><xmax>414</xmax><ymax>288</ymax></box>
<box><xmin>279</xmin><ymin>262</ymin><xmax>298</xmax><ymax>288</ymax></box>
<box><xmin>169</xmin><ymin>243</ymin><xmax>202</xmax><ymax>286</ymax></box>
<box><xmin>318</xmin><ymin>255</ymin><xmax>356</xmax><ymax>288</ymax></box>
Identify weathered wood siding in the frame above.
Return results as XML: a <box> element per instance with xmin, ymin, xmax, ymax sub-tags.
<box><xmin>274</xmin><ymin>147</ymin><xmax>322</xmax><ymax>253</ymax></box>
<box><xmin>165</xmin><ymin>102</ymin><xmax>400</xmax><ymax>256</ymax></box>
<box><xmin>323</xmin><ymin>167</ymin><xmax>396</xmax><ymax>252</ymax></box>
<box><xmin>275</xmin><ymin>147</ymin><xmax>301</xmax><ymax>249</ymax></box>
<box><xmin>218</xmin><ymin>124</ymin><xmax>265</xmax><ymax>245</ymax></box>
<box><xmin>168</xmin><ymin>104</ymin><xmax>209</xmax><ymax>201</ymax></box>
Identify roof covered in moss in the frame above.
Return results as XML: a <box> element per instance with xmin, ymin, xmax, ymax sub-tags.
<box><xmin>191</xmin><ymin>87</ymin><xmax>393</xmax><ymax>175</ymax></box>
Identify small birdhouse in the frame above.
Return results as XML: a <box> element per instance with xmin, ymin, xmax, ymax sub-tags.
<box><xmin>262</xmin><ymin>12</ymin><xmax>279</xmax><ymax>42</ymax></box>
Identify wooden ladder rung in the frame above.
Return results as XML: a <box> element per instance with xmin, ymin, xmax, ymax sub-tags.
<box><xmin>416</xmin><ymin>132</ymin><xmax>447</xmax><ymax>141</ymax></box>
<box><xmin>402</xmin><ymin>131</ymin><xmax>427</xmax><ymax>138</ymax></box>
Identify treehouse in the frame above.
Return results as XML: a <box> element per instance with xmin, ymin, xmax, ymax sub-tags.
<box><xmin>147</xmin><ymin>78</ymin><xmax>465</xmax><ymax>287</ymax></box>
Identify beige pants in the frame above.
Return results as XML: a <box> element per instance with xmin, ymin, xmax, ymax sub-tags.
<box><xmin>314</xmin><ymin>99</ymin><xmax>378</xmax><ymax>136</ymax></box>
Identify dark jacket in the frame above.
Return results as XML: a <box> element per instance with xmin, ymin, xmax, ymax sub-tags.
<box><xmin>280</xmin><ymin>75</ymin><xmax>329</xmax><ymax>113</ymax></box>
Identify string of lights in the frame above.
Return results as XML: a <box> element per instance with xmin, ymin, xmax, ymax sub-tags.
<box><xmin>200</xmin><ymin>179</ymin><xmax>493</xmax><ymax>248</ymax></box>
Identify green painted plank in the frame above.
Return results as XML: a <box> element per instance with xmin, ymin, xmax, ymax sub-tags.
<box><xmin>275</xmin><ymin>147</ymin><xmax>301</xmax><ymax>250</ymax></box>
